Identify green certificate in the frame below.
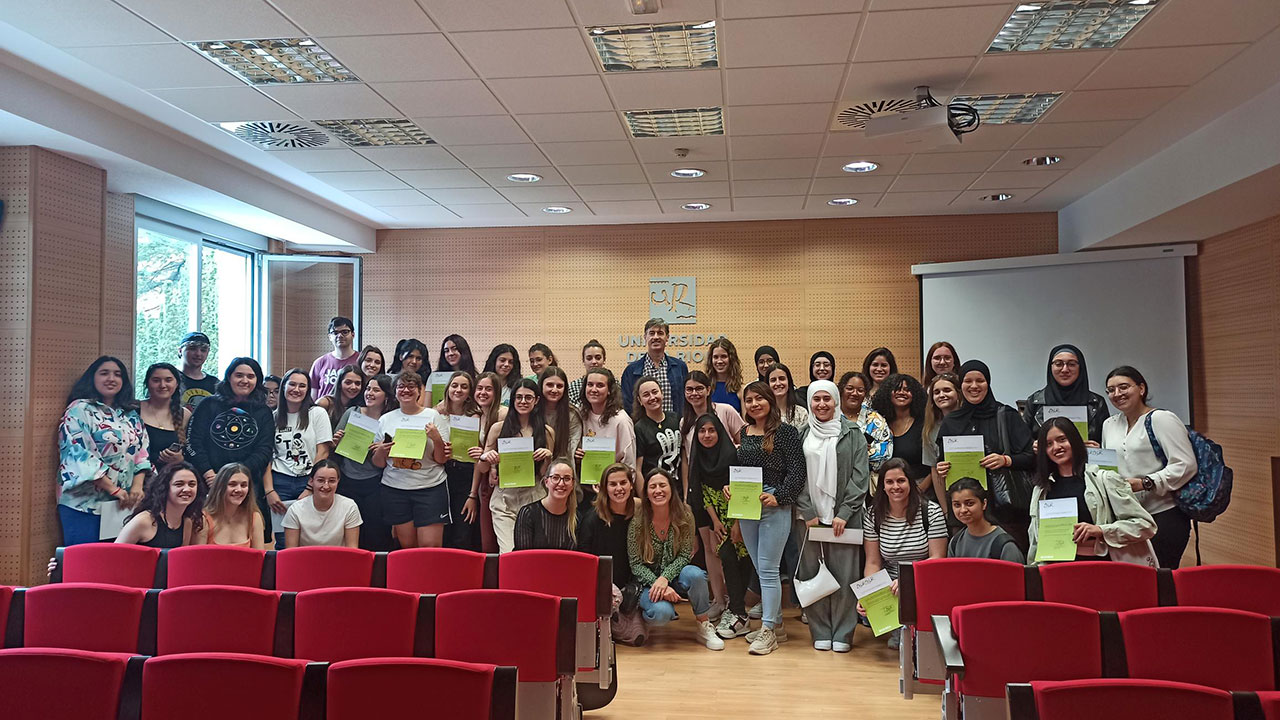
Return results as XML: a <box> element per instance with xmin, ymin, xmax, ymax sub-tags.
<box><xmin>943</xmin><ymin>435</ymin><xmax>987</xmax><ymax>489</ymax></box>
<box><xmin>389</xmin><ymin>427</ymin><xmax>427</xmax><ymax>459</ymax></box>
<box><xmin>429</xmin><ymin>372</ymin><xmax>453</xmax><ymax>407</ymax></box>
<box><xmin>852</xmin><ymin>570</ymin><xmax>901</xmax><ymax>636</ymax></box>
<box><xmin>498</xmin><ymin>436</ymin><xmax>536</xmax><ymax>488</ymax></box>
<box><xmin>579</xmin><ymin>435</ymin><xmax>615</xmax><ymax>486</ymax></box>
<box><xmin>1035</xmin><ymin>497</ymin><xmax>1079</xmax><ymax>563</ymax></box>
<box><xmin>448</xmin><ymin>414</ymin><xmax>480</xmax><ymax>463</ymax></box>
<box><xmin>335</xmin><ymin>411</ymin><xmax>380</xmax><ymax>463</ymax></box>
<box><xmin>1042</xmin><ymin>405</ymin><xmax>1088</xmax><ymax>441</ymax></box>
<box><xmin>727</xmin><ymin>466</ymin><xmax>763</xmax><ymax>520</ymax></box>
<box><xmin>1087</xmin><ymin>447</ymin><xmax>1119</xmax><ymax>472</ymax></box>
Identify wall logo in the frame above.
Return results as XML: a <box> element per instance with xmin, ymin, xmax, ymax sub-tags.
<box><xmin>649</xmin><ymin>277</ymin><xmax>696</xmax><ymax>325</ymax></box>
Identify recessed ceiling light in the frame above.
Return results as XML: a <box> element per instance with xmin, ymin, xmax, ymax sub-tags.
<box><xmin>842</xmin><ymin>161</ymin><xmax>879</xmax><ymax>174</ymax></box>
<box><xmin>827</xmin><ymin>198</ymin><xmax>859</xmax><ymax>206</ymax></box>
<box><xmin>625</xmin><ymin>107</ymin><xmax>723</xmax><ymax>137</ymax></box>
<box><xmin>681</xmin><ymin>202</ymin><xmax>712</xmax><ymax>211</ymax></box>
<box><xmin>670</xmin><ymin>168</ymin><xmax>706</xmax><ymax>179</ymax></box>
<box><xmin>1023</xmin><ymin>155</ymin><xmax>1062</xmax><ymax>166</ymax></box>
<box><xmin>951</xmin><ymin>93</ymin><xmax>1062</xmax><ymax>124</ymax></box>
<box><xmin>988</xmin><ymin>0</ymin><xmax>1159</xmax><ymax>53</ymax></box>
<box><xmin>506</xmin><ymin>172</ymin><xmax>542</xmax><ymax>183</ymax></box>
<box><xmin>189</xmin><ymin>38</ymin><xmax>358</xmax><ymax>85</ymax></box>
<box><xmin>542</xmin><ymin>206</ymin><xmax>572</xmax><ymax>214</ymax></box>
<box><xmin>587</xmin><ymin>20</ymin><xmax>718</xmax><ymax>72</ymax></box>
<box><xmin>312</xmin><ymin>118</ymin><xmax>433</xmax><ymax>147</ymax></box>
<box><xmin>981</xmin><ymin>193</ymin><xmax>1016</xmax><ymax>202</ymax></box>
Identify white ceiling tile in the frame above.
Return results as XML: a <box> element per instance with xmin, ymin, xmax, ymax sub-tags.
<box><xmin>1044</xmin><ymin>87</ymin><xmax>1184</xmax><ymax>122</ymax></box>
<box><xmin>518</xmin><ymin>112</ymin><xmax>627</xmax><ymax>142</ymax></box>
<box><xmin>393</xmin><ymin>169</ymin><xmax>489</xmax><ymax>188</ymax></box>
<box><xmin>1014</xmin><ymin>120</ymin><xmax>1136</xmax><ymax>149</ymax></box>
<box><xmin>275</xmin><ymin>149</ymin><xmax>379</xmax><ymax>172</ymax></box>
<box><xmin>571</xmin><ymin>0</ymin><xmax>716</xmax><ymax>25</ymax></box>
<box><xmin>951</xmin><ymin>190</ymin><xmax>1030</xmax><ymax>206</ymax></box>
<box><xmin>574</xmin><ymin>184</ymin><xmax>655</xmax><ymax>201</ymax></box>
<box><xmin>988</xmin><ymin>148</ymin><xmax>1099</xmax><ymax>173</ymax></box>
<box><xmin>653</xmin><ymin>182</ymin><xmax>730</xmax><ymax>199</ymax></box>
<box><xmin>970</xmin><ymin>170</ymin><xmax>1068</xmax><ymax>190</ymax></box>
<box><xmin>658</xmin><ymin>198</ymin><xmax>730</xmax><ymax>213</ymax></box>
<box><xmin>375</xmin><ymin>80</ymin><xmax>506</xmax><ymax>117</ymax></box>
<box><xmin>731</xmin><ymin>179</ymin><xmax>812</xmax><ymax>197</ymax></box>
<box><xmin>958</xmin><ymin>51</ymin><xmax>1108</xmax><ymax>96</ymax></box>
<box><xmin>726</xmin><ymin>103</ymin><xmax>834</xmax><ymax>135</ymax></box>
<box><xmin>605</xmin><ymin>70</ymin><xmax>724</xmax><ymax>110</ymax></box>
<box><xmin>498</xmin><ymin>186</ymin><xmax>583</xmax><ymax>203</ymax></box>
<box><xmin>645</xmin><ymin>161</ymin><xmax>729</xmax><ymax>182</ymax></box>
<box><xmin>1123</xmin><ymin>0</ymin><xmax>1280</xmax><ymax>48</ymax></box>
<box><xmin>451</xmin><ymin>29</ymin><xmax>597</xmax><ymax>78</ymax></box>
<box><xmin>417</xmin><ymin>0</ymin><xmax>576</xmax><ymax>31</ymax></box>
<box><xmin>318</xmin><ymin>35</ymin><xmax>474</xmax><ymax>82</ymax></box>
<box><xmin>806</xmin><ymin>193</ymin><xmax>884</xmax><ymax>210</ymax></box>
<box><xmin>854</xmin><ymin>6</ymin><xmax>1010</xmax><ymax>62</ymax></box>
<box><xmin>356</xmin><ymin>146</ymin><xmax>464</xmax><ymax>170</ymax></box>
<box><xmin>822</xmin><ymin>131</ymin><xmax>955</xmax><ymax>157</ymax></box>
<box><xmin>425</xmin><ymin>187</ymin><xmax>509</xmax><ymax>204</ymax></box>
<box><xmin>446</xmin><ymin>204</ymin><xmax>529</xmax><ymax>219</ymax></box>
<box><xmin>116</xmin><ymin>0</ymin><xmax>299</xmax><ymax>41</ymax></box>
<box><xmin>841</xmin><ymin>58</ymin><xmax>973</xmax><ymax>104</ymax></box>
<box><xmin>722</xmin><ymin>0</ymin><xmax>855</xmax><ymax>19</ymax></box>
<box><xmin>515</xmin><ymin>202</ymin><xmax>593</xmax><ymax>216</ymax></box>
<box><xmin>888</xmin><ymin>172</ymin><xmax>979</xmax><ymax>192</ymax></box>
<box><xmin>725</xmin><ymin>65</ymin><xmax>845</xmax><ymax>105</ymax></box>
<box><xmin>1078</xmin><ymin>44</ymin><xmax>1248</xmax><ymax>91</ymax></box>
<box><xmin>260</xmin><ymin>84</ymin><xmax>399</xmax><ymax>119</ymax></box>
<box><xmin>154</xmin><ymin>87</ymin><xmax>298</xmax><ymax>122</ymax></box>
<box><xmin>928</xmin><ymin>124</ymin><xmax>1030</xmax><ymax>153</ymax></box>
<box><xmin>381</xmin><ymin>206</ymin><xmax>460</xmax><ymax>222</ymax></box>
<box><xmin>448</xmin><ymin>143</ymin><xmax>549</xmax><ymax>168</ymax></box>
<box><xmin>876</xmin><ymin>190</ymin><xmax>963</xmax><ymax>209</ymax></box>
<box><xmin>815</xmin><ymin>154</ymin><xmax>909</xmax><ymax>176</ymax></box>
<box><xmin>270</xmin><ymin>0</ymin><xmax>437</xmax><ymax>36</ymax></box>
<box><xmin>560</xmin><ymin>164</ymin><xmax>650</xmax><ymax>185</ymax></box>
<box><xmin>344</xmin><ymin>189</ymin><xmax>437</xmax><ymax>206</ymax></box>
<box><xmin>870</xmin><ymin>0</ymin><xmax>1011</xmax><ymax>8</ymax></box>
<box><xmin>632</xmin><ymin>136</ymin><xmax>726</xmax><ymax>163</ymax></box>
<box><xmin>311</xmin><ymin>170</ymin><xmax>411</xmax><ymax>190</ymax></box>
<box><xmin>721</xmin><ymin>14</ymin><xmax>860</xmax><ymax>68</ymax></box>
<box><xmin>539</xmin><ymin>141</ymin><xmax>638</xmax><ymax>166</ymax></box>
<box><xmin>586</xmin><ymin>200</ymin><xmax>665</xmax><ymax>216</ymax></box>
<box><xmin>900</xmin><ymin>150</ymin><xmax>1002</xmax><ymax>174</ymax></box>
<box><xmin>732</xmin><ymin>196</ymin><xmax>806</xmax><ymax>212</ymax></box>
<box><xmin>473</xmin><ymin>166</ymin><xmax>568</xmax><ymax>186</ymax></box>
<box><xmin>730</xmin><ymin>158</ymin><xmax>818</xmax><ymax>179</ymax></box>
<box><xmin>809</xmin><ymin>175</ymin><xmax>894</xmax><ymax>194</ymax></box>
<box><xmin>489</xmin><ymin>76</ymin><xmax>613</xmax><ymax>114</ymax></box>
<box><xmin>414</xmin><ymin>115</ymin><xmax>530</xmax><ymax>145</ymax></box>
<box><xmin>730</xmin><ymin>134</ymin><xmax>825</xmax><ymax>160</ymax></box>
<box><xmin>65</xmin><ymin>44</ymin><xmax>241</xmax><ymax>90</ymax></box>
<box><xmin>2</xmin><ymin>0</ymin><xmax>170</xmax><ymax>47</ymax></box>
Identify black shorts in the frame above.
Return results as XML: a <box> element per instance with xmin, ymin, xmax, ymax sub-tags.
<box><xmin>381</xmin><ymin>484</ymin><xmax>452</xmax><ymax>527</ymax></box>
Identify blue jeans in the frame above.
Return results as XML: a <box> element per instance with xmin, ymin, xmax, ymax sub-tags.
<box><xmin>638</xmin><ymin>565</ymin><xmax>711</xmax><ymax>626</ymax></box>
<box><xmin>738</xmin><ymin>504</ymin><xmax>791</xmax><ymax>628</ymax></box>
<box><xmin>59</xmin><ymin>505</ymin><xmax>101</xmax><ymax>546</ymax></box>
<box><xmin>272</xmin><ymin>472</ymin><xmax>310</xmax><ymax>549</ymax></box>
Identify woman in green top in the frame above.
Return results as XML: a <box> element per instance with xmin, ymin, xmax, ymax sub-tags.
<box><xmin>628</xmin><ymin>468</ymin><xmax>723</xmax><ymax>651</ymax></box>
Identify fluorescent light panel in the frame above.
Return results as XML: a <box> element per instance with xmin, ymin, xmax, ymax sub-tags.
<box><xmin>588</xmin><ymin>20</ymin><xmax>718</xmax><ymax>71</ymax></box>
<box><xmin>951</xmin><ymin>93</ymin><xmax>1062</xmax><ymax>124</ymax></box>
<box><xmin>625</xmin><ymin>107</ymin><xmax>723</xmax><ymax>137</ymax></box>
<box><xmin>190</xmin><ymin>38</ymin><xmax>358</xmax><ymax>85</ymax></box>
<box><xmin>312</xmin><ymin>119</ymin><xmax>434</xmax><ymax>147</ymax></box>
<box><xmin>988</xmin><ymin>0</ymin><xmax>1158</xmax><ymax>53</ymax></box>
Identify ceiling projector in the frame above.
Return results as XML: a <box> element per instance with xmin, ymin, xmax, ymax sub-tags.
<box><xmin>862</xmin><ymin>86</ymin><xmax>979</xmax><ymax>148</ymax></box>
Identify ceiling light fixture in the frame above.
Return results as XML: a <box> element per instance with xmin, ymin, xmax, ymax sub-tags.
<box><xmin>842</xmin><ymin>161</ymin><xmax>879</xmax><ymax>174</ymax></box>
<box><xmin>506</xmin><ymin>172</ymin><xmax>543</xmax><ymax>183</ymax></box>
<box><xmin>218</xmin><ymin>121</ymin><xmax>331</xmax><ymax>149</ymax></box>
<box><xmin>1023</xmin><ymin>155</ymin><xmax>1062</xmax><ymax>166</ymax></box>
<box><xmin>827</xmin><ymin>198</ymin><xmax>859</xmax><ymax>206</ymax></box>
<box><xmin>670</xmin><ymin>168</ymin><xmax>706</xmax><ymax>179</ymax></box>
<box><xmin>190</xmin><ymin>38</ymin><xmax>358</xmax><ymax>85</ymax></box>
<box><xmin>681</xmin><ymin>202</ymin><xmax>712</xmax><ymax>211</ymax></box>
<box><xmin>312</xmin><ymin>118</ymin><xmax>434</xmax><ymax>147</ymax></box>
<box><xmin>542</xmin><ymin>206</ymin><xmax>573</xmax><ymax>214</ymax></box>
<box><xmin>988</xmin><ymin>0</ymin><xmax>1159</xmax><ymax>53</ymax></box>
<box><xmin>625</xmin><ymin>107</ymin><xmax>723</xmax><ymax>137</ymax></box>
<box><xmin>950</xmin><ymin>93</ymin><xmax>1062</xmax><ymax>124</ymax></box>
<box><xmin>587</xmin><ymin>20</ymin><xmax>718</xmax><ymax>72</ymax></box>
<box><xmin>981</xmin><ymin>193</ymin><xmax>1016</xmax><ymax>201</ymax></box>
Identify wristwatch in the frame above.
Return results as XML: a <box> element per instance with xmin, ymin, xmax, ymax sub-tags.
<box><xmin>1141</xmin><ymin>476</ymin><xmax>1155</xmax><ymax>492</ymax></box>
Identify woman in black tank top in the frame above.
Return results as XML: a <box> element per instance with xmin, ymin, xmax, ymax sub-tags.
<box><xmin>116</xmin><ymin>462</ymin><xmax>206</xmax><ymax>547</ymax></box>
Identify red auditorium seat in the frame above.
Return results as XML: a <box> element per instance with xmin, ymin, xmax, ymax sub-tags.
<box><xmin>274</xmin><ymin>547</ymin><xmax>374</xmax><ymax>591</ymax></box>
<box><xmin>328</xmin><ymin>657</ymin><xmax>517</xmax><ymax>720</ymax></box>
<box><xmin>1007</xmin><ymin>679</ymin><xmax>1234</xmax><ymax>720</ymax></box>
<box><xmin>1039</xmin><ymin>561</ymin><xmax>1160</xmax><ymax>611</ymax></box>
<box><xmin>141</xmin><ymin>653</ymin><xmax>310</xmax><ymax>720</ymax></box>
<box><xmin>293</xmin><ymin>587</ymin><xmax>424</xmax><ymax>662</ymax></box>
<box><xmin>386</xmin><ymin>547</ymin><xmax>488</xmax><ymax>594</ymax></box>
<box><xmin>1172</xmin><ymin>565</ymin><xmax>1280</xmax><ymax>616</ymax></box>
<box><xmin>0</xmin><ymin>648</ymin><xmax>134</xmax><ymax>720</ymax></box>
<box><xmin>57</xmin><ymin>544</ymin><xmax>160</xmax><ymax>588</ymax></box>
<box><xmin>0</xmin><ymin>585</ymin><xmax>12</xmax><ymax>643</ymax></box>
<box><xmin>156</xmin><ymin>585</ymin><xmax>279</xmax><ymax>656</ymax></box>
<box><xmin>1118</xmin><ymin>607</ymin><xmax>1276</xmax><ymax>691</ymax></box>
<box><xmin>17</xmin><ymin>583</ymin><xmax>150</xmax><ymax>654</ymax></box>
<box><xmin>1256</xmin><ymin>690</ymin><xmax>1280</xmax><ymax>720</ymax></box>
<box><xmin>165</xmin><ymin>546</ymin><xmax>266</xmax><ymax>588</ymax></box>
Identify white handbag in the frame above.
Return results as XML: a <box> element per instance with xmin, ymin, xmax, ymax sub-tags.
<box><xmin>793</xmin><ymin>528</ymin><xmax>841</xmax><ymax>607</ymax></box>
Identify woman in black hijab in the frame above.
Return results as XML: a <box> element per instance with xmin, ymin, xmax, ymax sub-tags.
<box><xmin>753</xmin><ymin>346</ymin><xmax>779</xmax><ymax>382</ymax></box>
<box><xmin>687</xmin><ymin>413</ymin><xmax>754</xmax><ymax>638</ymax></box>
<box><xmin>1021</xmin><ymin>344</ymin><xmax>1108</xmax><ymax>444</ymax></box>
<box><xmin>936</xmin><ymin>360</ymin><xmax>1035</xmax><ymax>549</ymax></box>
<box><xmin>794</xmin><ymin>351</ymin><xmax>835</xmax><ymax>407</ymax></box>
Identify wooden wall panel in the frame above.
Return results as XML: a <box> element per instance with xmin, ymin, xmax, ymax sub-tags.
<box><xmin>0</xmin><ymin>147</ymin><xmax>34</xmax><ymax>584</ymax></box>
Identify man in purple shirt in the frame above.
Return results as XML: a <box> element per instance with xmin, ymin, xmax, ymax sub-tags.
<box><xmin>311</xmin><ymin>316</ymin><xmax>358</xmax><ymax>398</ymax></box>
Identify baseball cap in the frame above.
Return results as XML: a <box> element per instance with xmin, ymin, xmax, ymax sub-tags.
<box><xmin>180</xmin><ymin>332</ymin><xmax>211</xmax><ymax>346</ymax></box>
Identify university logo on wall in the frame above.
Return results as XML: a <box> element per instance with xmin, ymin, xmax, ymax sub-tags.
<box><xmin>649</xmin><ymin>277</ymin><xmax>696</xmax><ymax>324</ymax></box>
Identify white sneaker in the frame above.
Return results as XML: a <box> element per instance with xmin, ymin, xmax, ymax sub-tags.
<box><xmin>746</xmin><ymin>623</ymin><xmax>788</xmax><ymax>644</ymax></box>
<box><xmin>717</xmin><ymin>612</ymin><xmax>749</xmax><ymax>639</ymax></box>
<box><xmin>747</xmin><ymin>602</ymin><xmax>762</xmax><ymax>619</ymax></box>
<box><xmin>698</xmin><ymin>620</ymin><xmax>725</xmax><ymax>651</ymax></box>
<box><xmin>707</xmin><ymin>599</ymin><xmax>727</xmax><ymax>622</ymax></box>
<box><xmin>748</xmin><ymin>625</ymin><xmax>778</xmax><ymax>655</ymax></box>
<box><xmin>813</xmin><ymin>639</ymin><xmax>832</xmax><ymax>651</ymax></box>
<box><xmin>800</xmin><ymin>610</ymin><xmax>809</xmax><ymax>625</ymax></box>
<box><xmin>832</xmin><ymin>641</ymin><xmax>852</xmax><ymax>653</ymax></box>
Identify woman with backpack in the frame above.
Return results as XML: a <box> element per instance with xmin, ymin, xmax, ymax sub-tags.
<box><xmin>1101</xmin><ymin>366</ymin><xmax>1197</xmax><ymax>568</ymax></box>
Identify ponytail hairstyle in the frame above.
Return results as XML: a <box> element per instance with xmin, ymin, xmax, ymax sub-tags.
<box><xmin>144</xmin><ymin>362</ymin><xmax>186</xmax><ymax>445</ymax></box>
<box><xmin>870</xmin><ymin>458</ymin><xmax>921</xmax><ymax>535</ymax></box>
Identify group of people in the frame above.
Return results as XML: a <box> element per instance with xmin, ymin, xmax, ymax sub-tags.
<box><xmin>56</xmin><ymin>318</ymin><xmax>1197</xmax><ymax>656</ymax></box>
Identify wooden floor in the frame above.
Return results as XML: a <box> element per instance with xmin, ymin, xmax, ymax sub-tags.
<box><xmin>591</xmin><ymin>606</ymin><xmax>938</xmax><ymax>720</ymax></box>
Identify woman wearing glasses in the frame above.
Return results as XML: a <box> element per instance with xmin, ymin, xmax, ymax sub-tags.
<box><xmin>1022</xmin><ymin>345</ymin><xmax>1108</xmax><ymax>444</ymax></box>
<box><xmin>513</xmin><ymin>459</ymin><xmax>580</xmax><ymax>550</ymax></box>
<box><xmin>474</xmin><ymin>377</ymin><xmax>555</xmax><ymax>553</ymax></box>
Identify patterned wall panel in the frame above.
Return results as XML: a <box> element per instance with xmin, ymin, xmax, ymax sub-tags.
<box><xmin>0</xmin><ymin>147</ymin><xmax>33</xmax><ymax>584</ymax></box>
<box><xmin>103</xmin><ymin>193</ymin><xmax>135</xmax><ymax>365</ymax></box>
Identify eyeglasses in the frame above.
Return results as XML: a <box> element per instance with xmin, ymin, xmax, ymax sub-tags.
<box><xmin>1051</xmin><ymin>360</ymin><xmax>1079</xmax><ymax>369</ymax></box>
<box><xmin>513</xmin><ymin>395</ymin><xmax>536</xmax><ymax>404</ymax></box>
<box><xmin>330</xmin><ymin>329</ymin><xmax>353</xmax><ymax>337</ymax></box>
<box><xmin>1106</xmin><ymin>383</ymin><xmax>1135</xmax><ymax>395</ymax></box>
<box><xmin>547</xmin><ymin>475</ymin><xmax>574</xmax><ymax>485</ymax></box>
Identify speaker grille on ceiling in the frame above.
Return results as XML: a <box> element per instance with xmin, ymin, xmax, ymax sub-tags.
<box><xmin>228</xmin><ymin>121</ymin><xmax>331</xmax><ymax>149</ymax></box>
<box><xmin>834</xmin><ymin>98</ymin><xmax>918</xmax><ymax>130</ymax></box>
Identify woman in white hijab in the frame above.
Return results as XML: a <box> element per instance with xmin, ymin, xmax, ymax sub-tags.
<box><xmin>795</xmin><ymin>380</ymin><xmax>871</xmax><ymax>653</ymax></box>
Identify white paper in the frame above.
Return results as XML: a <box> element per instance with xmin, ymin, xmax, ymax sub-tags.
<box><xmin>852</xmin><ymin>568</ymin><xmax>892</xmax><ymax>598</ymax></box>
<box><xmin>581</xmin><ymin>435</ymin><xmax>615</xmax><ymax>452</ymax></box>
<box><xmin>807</xmin><ymin>526</ymin><xmax>863</xmax><ymax>545</ymax></box>
<box><xmin>1039</xmin><ymin>497</ymin><xmax>1079</xmax><ymax>520</ymax></box>
<box><xmin>449</xmin><ymin>414</ymin><xmax>480</xmax><ymax>432</ymax></box>
<box><xmin>498</xmin><ymin>436</ymin><xmax>534</xmax><ymax>454</ymax></box>
<box><xmin>345</xmin><ymin>410</ymin><xmax>381</xmax><ymax>434</ymax></box>
<box><xmin>98</xmin><ymin>499</ymin><xmax>133</xmax><ymax>540</ymax></box>
<box><xmin>943</xmin><ymin>435</ymin><xmax>985</xmax><ymax>453</ymax></box>
<box><xmin>1041</xmin><ymin>405</ymin><xmax>1088</xmax><ymax>423</ymax></box>
<box><xmin>270</xmin><ymin>499</ymin><xmax>298</xmax><ymax>535</ymax></box>
<box><xmin>429</xmin><ymin>371</ymin><xmax>453</xmax><ymax>387</ymax></box>
<box><xmin>396</xmin><ymin>413</ymin><xmax>430</xmax><ymax>432</ymax></box>
<box><xmin>1087</xmin><ymin>447</ymin><xmax>1118</xmax><ymax>467</ymax></box>
<box><xmin>729</xmin><ymin>465</ymin><xmax>763</xmax><ymax>484</ymax></box>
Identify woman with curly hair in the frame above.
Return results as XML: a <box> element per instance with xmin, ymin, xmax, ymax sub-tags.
<box><xmin>871</xmin><ymin>373</ymin><xmax>930</xmax><ymax>483</ymax></box>
<box><xmin>116</xmin><ymin>462</ymin><xmax>206</xmax><ymax>547</ymax></box>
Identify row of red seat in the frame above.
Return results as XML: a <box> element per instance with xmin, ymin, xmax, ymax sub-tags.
<box><xmin>0</xmin><ymin>648</ymin><xmax>515</xmax><ymax>720</ymax></box>
<box><xmin>1005</xmin><ymin>678</ymin><xmax>1280</xmax><ymax>720</ymax></box>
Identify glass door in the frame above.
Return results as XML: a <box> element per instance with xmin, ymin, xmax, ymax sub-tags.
<box><xmin>259</xmin><ymin>255</ymin><xmax>361</xmax><ymax>377</ymax></box>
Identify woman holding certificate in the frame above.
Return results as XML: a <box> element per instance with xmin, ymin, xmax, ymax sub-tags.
<box><xmin>1030</xmin><ymin>418</ymin><xmax>1155</xmax><ymax>564</ymax></box>
<box><xmin>265</xmin><ymin>369</ymin><xmax>334</xmax><ymax>548</ymax></box>
<box><xmin>1022</xmin><ymin>344</ymin><xmax>1109</xmax><ymax>443</ymax></box>
<box><xmin>371</xmin><ymin>371</ymin><xmax>450</xmax><ymax>549</ymax></box>
<box><xmin>796</xmin><ymin>380</ymin><xmax>869</xmax><ymax>653</ymax></box>
<box><xmin>578</xmin><ymin>368</ymin><xmax>637</xmax><ymax>470</ymax></box>
<box><xmin>475</xmin><ymin>378</ymin><xmax>555</xmax><ymax>553</ymax></box>
<box><xmin>473</xmin><ymin>372</ymin><xmax>508</xmax><ymax>552</ymax></box>
<box><xmin>332</xmin><ymin>374</ymin><xmax>393</xmax><ymax>550</ymax></box>
<box><xmin>735</xmin><ymin>380</ymin><xmax>807</xmax><ymax>656</ymax></box>
<box><xmin>434</xmin><ymin>371</ymin><xmax>482</xmax><ymax>551</ymax></box>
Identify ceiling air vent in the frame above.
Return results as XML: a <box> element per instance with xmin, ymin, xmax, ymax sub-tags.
<box><xmin>832</xmin><ymin>98</ymin><xmax>919</xmax><ymax>131</ymax></box>
<box><xmin>220</xmin><ymin>121</ymin><xmax>331</xmax><ymax>149</ymax></box>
